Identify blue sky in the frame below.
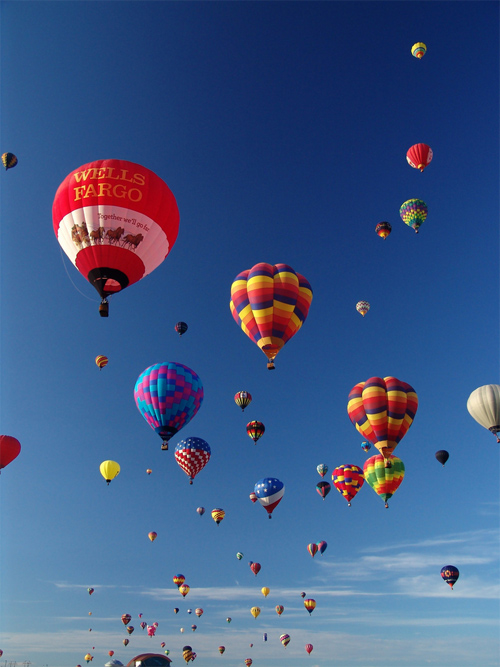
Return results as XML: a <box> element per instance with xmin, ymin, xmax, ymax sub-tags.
<box><xmin>0</xmin><ymin>2</ymin><xmax>499</xmax><ymax>666</ymax></box>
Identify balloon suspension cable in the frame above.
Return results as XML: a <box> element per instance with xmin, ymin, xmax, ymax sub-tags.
<box><xmin>58</xmin><ymin>245</ymin><xmax>98</xmax><ymax>303</ymax></box>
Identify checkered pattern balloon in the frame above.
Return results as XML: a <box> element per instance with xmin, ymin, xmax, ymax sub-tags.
<box><xmin>174</xmin><ymin>437</ymin><xmax>211</xmax><ymax>484</ymax></box>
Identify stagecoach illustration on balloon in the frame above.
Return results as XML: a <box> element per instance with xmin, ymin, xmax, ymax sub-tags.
<box><xmin>70</xmin><ymin>222</ymin><xmax>144</xmax><ymax>251</ymax></box>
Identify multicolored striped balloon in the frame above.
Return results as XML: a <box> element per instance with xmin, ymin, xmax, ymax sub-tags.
<box><xmin>332</xmin><ymin>464</ymin><xmax>365</xmax><ymax>506</ymax></box>
<box><xmin>375</xmin><ymin>221</ymin><xmax>392</xmax><ymax>239</ymax></box>
<box><xmin>347</xmin><ymin>377</ymin><xmax>418</xmax><ymax>463</ymax></box>
<box><xmin>280</xmin><ymin>633</ymin><xmax>291</xmax><ymax>648</ymax></box>
<box><xmin>1</xmin><ymin>152</ymin><xmax>18</xmax><ymax>170</ymax></box>
<box><xmin>134</xmin><ymin>362</ymin><xmax>204</xmax><ymax>449</ymax></box>
<box><xmin>174</xmin><ymin>437</ymin><xmax>211</xmax><ymax>484</ymax></box>
<box><xmin>235</xmin><ymin>390</ymin><xmax>252</xmax><ymax>411</ymax></box>
<box><xmin>363</xmin><ymin>454</ymin><xmax>405</xmax><ymax>508</ymax></box>
<box><xmin>307</xmin><ymin>543</ymin><xmax>318</xmax><ymax>558</ymax></box>
<box><xmin>411</xmin><ymin>42</ymin><xmax>427</xmax><ymax>59</ymax></box>
<box><xmin>211</xmin><ymin>508</ymin><xmax>225</xmax><ymax>525</ymax></box>
<box><xmin>95</xmin><ymin>355</ymin><xmax>108</xmax><ymax>370</ymax></box>
<box><xmin>246</xmin><ymin>420</ymin><xmax>265</xmax><ymax>444</ymax></box>
<box><xmin>230</xmin><ymin>263</ymin><xmax>313</xmax><ymax>369</ymax></box>
<box><xmin>400</xmin><ymin>198</ymin><xmax>428</xmax><ymax>233</ymax></box>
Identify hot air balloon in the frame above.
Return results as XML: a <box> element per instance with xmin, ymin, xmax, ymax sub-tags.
<box><xmin>218</xmin><ymin>646</ymin><xmax>225</xmax><ymax>655</ymax></box>
<box><xmin>134</xmin><ymin>362</ymin><xmax>204</xmax><ymax>449</ymax></box>
<box><xmin>175</xmin><ymin>437</ymin><xmax>211</xmax><ymax>484</ymax></box>
<box><xmin>254</xmin><ymin>477</ymin><xmax>285</xmax><ymax>518</ymax></box>
<box><xmin>211</xmin><ymin>508</ymin><xmax>225</xmax><ymax>525</ymax></box>
<box><xmin>52</xmin><ymin>159</ymin><xmax>179</xmax><ymax>316</ymax></box>
<box><xmin>146</xmin><ymin>469</ymin><xmax>152</xmax><ymax>475</ymax></box>
<box><xmin>406</xmin><ymin>143</ymin><xmax>433</xmax><ymax>172</ymax></box>
<box><xmin>441</xmin><ymin>565</ymin><xmax>459</xmax><ymax>589</ymax></box>
<box><xmin>84</xmin><ymin>654</ymin><xmax>93</xmax><ymax>663</ymax></box>
<box><xmin>236</xmin><ymin>552</ymin><xmax>244</xmax><ymax>560</ymax></box>
<box><xmin>196</xmin><ymin>507</ymin><xmax>205</xmax><ymax>516</ymax></box>
<box><xmin>235</xmin><ymin>391</ymin><xmax>252</xmax><ymax>411</ymax></box>
<box><xmin>122</xmin><ymin>639</ymin><xmax>129</xmax><ymax>647</ymax></box>
<box><xmin>195</xmin><ymin>608</ymin><xmax>203</xmax><ymax>617</ymax></box>
<box><xmin>182</xmin><ymin>646</ymin><xmax>193</xmax><ymax>663</ymax></box>
<box><xmin>179</xmin><ymin>584</ymin><xmax>190</xmax><ymax>598</ymax></box>
<box><xmin>187</xmin><ymin>609</ymin><xmax>192</xmax><ymax>614</ymax></box>
<box><xmin>126</xmin><ymin>626</ymin><xmax>134</xmax><ymax>635</ymax></box>
<box><xmin>307</xmin><ymin>543</ymin><xmax>318</xmax><ymax>558</ymax></box>
<box><xmin>304</xmin><ymin>599</ymin><xmax>316</xmax><ymax>615</ymax></box>
<box><xmin>140</xmin><ymin>621</ymin><xmax>147</xmax><ymax>629</ymax></box>
<box><xmin>301</xmin><ymin>592</ymin><xmax>306</xmax><ymax>598</ymax></box>
<box><xmin>191</xmin><ymin>625</ymin><xmax>197</xmax><ymax>632</ymax></box>
<box><xmin>332</xmin><ymin>464</ymin><xmax>365</xmax><ymax>506</ymax></box>
<box><xmin>411</xmin><ymin>42</ymin><xmax>427</xmax><ymax>58</ymax></box>
<box><xmin>121</xmin><ymin>614</ymin><xmax>131</xmax><ymax>625</ymax></box>
<box><xmin>261</xmin><ymin>587</ymin><xmax>270</xmax><ymax>597</ymax></box>
<box><xmin>280</xmin><ymin>634</ymin><xmax>290</xmax><ymax>648</ymax></box>
<box><xmin>107</xmin><ymin>651</ymin><xmax>114</xmax><ymax>658</ymax></box>
<box><xmin>2</xmin><ymin>152</ymin><xmax>18</xmax><ymax>170</ymax></box>
<box><xmin>173</xmin><ymin>609</ymin><xmax>179</xmax><ymax>615</ymax></box>
<box><xmin>316</xmin><ymin>463</ymin><xmax>328</xmax><ymax>478</ymax></box>
<box><xmin>96</xmin><ymin>355</ymin><xmax>108</xmax><ymax>370</ymax></box>
<box><xmin>363</xmin><ymin>454</ymin><xmax>405</xmax><ymax>507</ymax></box>
<box><xmin>375</xmin><ymin>221</ymin><xmax>392</xmax><ymax>239</ymax></box>
<box><xmin>347</xmin><ymin>376</ymin><xmax>418</xmax><ymax>465</ymax></box>
<box><xmin>317</xmin><ymin>540</ymin><xmax>327</xmax><ymax>555</ymax></box>
<box><xmin>250</xmin><ymin>607</ymin><xmax>261</xmax><ymax>619</ymax></box>
<box><xmin>263</xmin><ymin>633</ymin><xmax>267</xmax><ymax>641</ymax></box>
<box><xmin>356</xmin><ymin>301</ymin><xmax>370</xmax><ymax>317</ymax></box>
<box><xmin>0</xmin><ymin>435</ymin><xmax>21</xmax><ymax>471</ymax></box>
<box><xmin>250</xmin><ymin>562</ymin><xmax>261</xmax><ymax>576</ymax></box>
<box><xmin>249</xmin><ymin>492</ymin><xmax>257</xmax><ymax>503</ymax></box>
<box><xmin>147</xmin><ymin>625</ymin><xmax>156</xmax><ymax>637</ymax></box>
<box><xmin>148</xmin><ymin>531</ymin><xmax>157</xmax><ymax>542</ymax></box>
<box><xmin>230</xmin><ymin>263</ymin><xmax>313</xmax><ymax>369</ymax></box>
<box><xmin>246</xmin><ymin>420</ymin><xmax>265</xmax><ymax>444</ymax></box>
<box><xmin>173</xmin><ymin>574</ymin><xmax>185</xmax><ymax>588</ymax></box>
<box><xmin>99</xmin><ymin>460</ymin><xmax>120</xmax><ymax>485</ymax></box>
<box><xmin>87</xmin><ymin>588</ymin><xmax>94</xmax><ymax>595</ymax></box>
<box><xmin>305</xmin><ymin>643</ymin><xmax>313</xmax><ymax>655</ymax></box>
<box><xmin>361</xmin><ymin>441</ymin><xmax>371</xmax><ymax>452</ymax></box>
<box><xmin>467</xmin><ymin>385</ymin><xmax>500</xmax><ymax>442</ymax></box>
<box><xmin>435</xmin><ymin>450</ymin><xmax>449</xmax><ymax>466</ymax></box>
<box><xmin>276</xmin><ymin>605</ymin><xmax>284</xmax><ymax>615</ymax></box>
<box><xmin>180</xmin><ymin>628</ymin><xmax>185</xmax><ymax>633</ymax></box>
<box><xmin>175</xmin><ymin>321</ymin><xmax>188</xmax><ymax>336</ymax></box>
<box><xmin>400</xmin><ymin>199</ymin><xmax>428</xmax><ymax>233</ymax></box>
<box><xmin>245</xmin><ymin>660</ymin><xmax>253</xmax><ymax>667</ymax></box>
<box><xmin>226</xmin><ymin>617</ymin><xmax>232</xmax><ymax>624</ymax></box>
<box><xmin>316</xmin><ymin>481</ymin><xmax>331</xmax><ymax>499</ymax></box>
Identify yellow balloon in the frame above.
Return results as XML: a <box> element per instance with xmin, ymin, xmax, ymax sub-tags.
<box><xmin>261</xmin><ymin>587</ymin><xmax>270</xmax><ymax>598</ymax></box>
<box><xmin>99</xmin><ymin>460</ymin><xmax>120</xmax><ymax>485</ymax></box>
<box><xmin>250</xmin><ymin>606</ymin><xmax>261</xmax><ymax>618</ymax></box>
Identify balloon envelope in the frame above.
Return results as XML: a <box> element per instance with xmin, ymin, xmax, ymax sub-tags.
<box><xmin>316</xmin><ymin>481</ymin><xmax>331</xmax><ymax>499</ymax></box>
<box><xmin>280</xmin><ymin>633</ymin><xmax>290</xmax><ymax>647</ymax></box>
<box><xmin>400</xmin><ymin>199</ymin><xmax>428</xmax><ymax>233</ymax></box>
<box><xmin>246</xmin><ymin>420</ymin><xmax>265</xmax><ymax>443</ymax></box>
<box><xmin>230</xmin><ymin>263</ymin><xmax>313</xmax><ymax>369</ymax></box>
<box><xmin>254</xmin><ymin>477</ymin><xmax>285</xmax><ymax>518</ymax></box>
<box><xmin>316</xmin><ymin>463</ymin><xmax>328</xmax><ymax>477</ymax></box>
<box><xmin>250</xmin><ymin>607</ymin><xmax>260</xmax><ymax>618</ymax></box>
<box><xmin>0</xmin><ymin>435</ymin><xmax>21</xmax><ymax>470</ymax></box>
<box><xmin>406</xmin><ymin>143</ymin><xmax>433</xmax><ymax>171</ymax></box>
<box><xmin>99</xmin><ymin>460</ymin><xmax>120</xmax><ymax>484</ymax></box>
<box><xmin>375</xmin><ymin>221</ymin><xmax>391</xmax><ymax>239</ymax></box>
<box><xmin>173</xmin><ymin>574</ymin><xmax>185</xmax><ymax>587</ymax></box>
<box><xmin>95</xmin><ymin>355</ymin><xmax>108</xmax><ymax>369</ymax></box>
<box><xmin>363</xmin><ymin>454</ymin><xmax>405</xmax><ymax>507</ymax></box>
<box><xmin>235</xmin><ymin>390</ymin><xmax>252</xmax><ymax>411</ymax></box>
<box><xmin>175</xmin><ymin>321</ymin><xmax>188</xmax><ymax>336</ymax></box>
<box><xmin>467</xmin><ymin>385</ymin><xmax>500</xmax><ymax>441</ymax></box>
<box><xmin>332</xmin><ymin>464</ymin><xmax>365</xmax><ymax>506</ymax></box>
<box><xmin>356</xmin><ymin>301</ymin><xmax>370</xmax><ymax>317</ymax></box>
<box><xmin>411</xmin><ymin>42</ymin><xmax>427</xmax><ymax>58</ymax></box>
<box><xmin>305</xmin><ymin>643</ymin><xmax>313</xmax><ymax>655</ymax></box>
<box><xmin>134</xmin><ymin>362</ymin><xmax>204</xmax><ymax>448</ymax></box>
<box><xmin>250</xmin><ymin>562</ymin><xmax>261</xmax><ymax>575</ymax></box>
<box><xmin>441</xmin><ymin>565</ymin><xmax>459</xmax><ymax>589</ymax></box>
<box><xmin>2</xmin><ymin>152</ymin><xmax>18</xmax><ymax>170</ymax></box>
<box><xmin>174</xmin><ymin>437</ymin><xmax>211</xmax><ymax>483</ymax></box>
<box><xmin>304</xmin><ymin>599</ymin><xmax>316</xmax><ymax>614</ymax></box>
<box><xmin>317</xmin><ymin>540</ymin><xmax>327</xmax><ymax>554</ymax></box>
<box><xmin>211</xmin><ymin>508</ymin><xmax>225</xmax><ymax>524</ymax></box>
<box><xmin>196</xmin><ymin>507</ymin><xmax>205</xmax><ymax>516</ymax></box>
<box><xmin>307</xmin><ymin>543</ymin><xmax>318</xmax><ymax>558</ymax></box>
<box><xmin>435</xmin><ymin>450</ymin><xmax>449</xmax><ymax>466</ymax></box>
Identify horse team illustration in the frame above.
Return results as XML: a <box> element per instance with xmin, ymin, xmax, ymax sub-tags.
<box><xmin>71</xmin><ymin>222</ymin><xmax>144</xmax><ymax>251</ymax></box>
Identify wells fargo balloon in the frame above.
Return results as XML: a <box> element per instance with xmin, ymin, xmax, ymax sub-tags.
<box><xmin>211</xmin><ymin>508</ymin><xmax>225</xmax><ymax>525</ymax></box>
<box><xmin>95</xmin><ymin>355</ymin><xmax>108</xmax><ymax>370</ymax></box>
<box><xmin>363</xmin><ymin>454</ymin><xmax>405</xmax><ymax>507</ymax></box>
<box><xmin>2</xmin><ymin>152</ymin><xmax>18</xmax><ymax>170</ymax></box>
<box><xmin>356</xmin><ymin>301</ymin><xmax>370</xmax><ymax>317</ymax></box>
<box><xmin>53</xmin><ymin>159</ymin><xmax>179</xmax><ymax>316</ymax></box>
<box><xmin>134</xmin><ymin>362</ymin><xmax>204</xmax><ymax>449</ymax></box>
<box><xmin>316</xmin><ymin>481</ymin><xmax>331</xmax><ymax>500</ymax></box>
<box><xmin>435</xmin><ymin>450</ymin><xmax>449</xmax><ymax>466</ymax></box>
<box><xmin>304</xmin><ymin>599</ymin><xmax>316</xmax><ymax>615</ymax></box>
<box><xmin>246</xmin><ymin>420</ymin><xmax>265</xmax><ymax>444</ymax></box>
<box><xmin>148</xmin><ymin>531</ymin><xmax>157</xmax><ymax>542</ymax></box>
<box><xmin>411</xmin><ymin>42</ymin><xmax>427</xmax><ymax>58</ymax></box>
<box><xmin>174</xmin><ymin>437</ymin><xmax>211</xmax><ymax>484</ymax></box>
<box><xmin>307</xmin><ymin>543</ymin><xmax>318</xmax><ymax>558</ymax></box>
<box><xmin>332</xmin><ymin>464</ymin><xmax>365</xmax><ymax>506</ymax></box>
<box><xmin>375</xmin><ymin>221</ymin><xmax>392</xmax><ymax>239</ymax></box>
<box><xmin>250</xmin><ymin>606</ymin><xmax>261</xmax><ymax>618</ymax></box>
<box><xmin>173</xmin><ymin>574</ymin><xmax>185</xmax><ymax>588</ymax></box>
<box><xmin>230</xmin><ymin>263</ymin><xmax>313</xmax><ymax>370</ymax></box>
<box><xmin>347</xmin><ymin>376</ymin><xmax>418</xmax><ymax>465</ymax></box>
<box><xmin>280</xmin><ymin>633</ymin><xmax>290</xmax><ymax>648</ymax></box>
<box><xmin>179</xmin><ymin>584</ymin><xmax>190</xmax><ymax>598</ymax></box>
<box><xmin>400</xmin><ymin>199</ymin><xmax>428</xmax><ymax>233</ymax></box>
<box><xmin>0</xmin><ymin>435</ymin><xmax>21</xmax><ymax>471</ymax></box>
<box><xmin>406</xmin><ymin>143</ymin><xmax>433</xmax><ymax>172</ymax></box>
<box><xmin>99</xmin><ymin>460</ymin><xmax>120</xmax><ymax>485</ymax></box>
<box><xmin>175</xmin><ymin>321</ymin><xmax>188</xmax><ymax>336</ymax></box>
<box><xmin>254</xmin><ymin>477</ymin><xmax>284</xmax><ymax>518</ymax></box>
<box><xmin>235</xmin><ymin>391</ymin><xmax>252</xmax><ymax>411</ymax></box>
<box><xmin>441</xmin><ymin>565</ymin><xmax>459</xmax><ymax>589</ymax></box>
<box><xmin>316</xmin><ymin>463</ymin><xmax>328</xmax><ymax>478</ymax></box>
<box><xmin>467</xmin><ymin>385</ymin><xmax>500</xmax><ymax>442</ymax></box>
<box><xmin>275</xmin><ymin>604</ymin><xmax>284</xmax><ymax>615</ymax></box>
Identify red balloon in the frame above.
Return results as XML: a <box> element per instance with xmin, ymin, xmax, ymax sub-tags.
<box><xmin>250</xmin><ymin>562</ymin><xmax>261</xmax><ymax>576</ymax></box>
<box><xmin>406</xmin><ymin>143</ymin><xmax>433</xmax><ymax>172</ymax></box>
<box><xmin>121</xmin><ymin>614</ymin><xmax>131</xmax><ymax>625</ymax></box>
<box><xmin>0</xmin><ymin>435</ymin><xmax>21</xmax><ymax>470</ymax></box>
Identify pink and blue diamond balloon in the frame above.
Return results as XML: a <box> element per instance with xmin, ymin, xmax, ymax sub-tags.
<box><xmin>254</xmin><ymin>477</ymin><xmax>285</xmax><ymax>519</ymax></box>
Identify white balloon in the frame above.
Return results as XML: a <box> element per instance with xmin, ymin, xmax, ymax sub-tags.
<box><xmin>467</xmin><ymin>384</ymin><xmax>500</xmax><ymax>441</ymax></box>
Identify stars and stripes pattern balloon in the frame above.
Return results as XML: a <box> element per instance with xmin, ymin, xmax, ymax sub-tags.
<box><xmin>134</xmin><ymin>362</ymin><xmax>204</xmax><ymax>449</ymax></box>
<box><xmin>174</xmin><ymin>437</ymin><xmax>211</xmax><ymax>484</ymax></box>
<box><xmin>332</xmin><ymin>464</ymin><xmax>365</xmax><ymax>506</ymax></box>
<box><xmin>254</xmin><ymin>477</ymin><xmax>285</xmax><ymax>518</ymax></box>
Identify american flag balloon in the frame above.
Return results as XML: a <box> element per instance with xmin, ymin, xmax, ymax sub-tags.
<box><xmin>254</xmin><ymin>477</ymin><xmax>285</xmax><ymax>518</ymax></box>
<box><xmin>174</xmin><ymin>437</ymin><xmax>211</xmax><ymax>484</ymax></box>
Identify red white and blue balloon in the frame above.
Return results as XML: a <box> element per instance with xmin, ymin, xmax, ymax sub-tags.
<box><xmin>254</xmin><ymin>477</ymin><xmax>285</xmax><ymax>519</ymax></box>
<box><xmin>174</xmin><ymin>437</ymin><xmax>211</xmax><ymax>484</ymax></box>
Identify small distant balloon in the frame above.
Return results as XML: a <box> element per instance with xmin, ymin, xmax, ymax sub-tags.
<box><xmin>435</xmin><ymin>450</ymin><xmax>449</xmax><ymax>466</ymax></box>
<box><xmin>317</xmin><ymin>540</ymin><xmax>327</xmax><ymax>554</ymax></box>
<box><xmin>247</xmin><ymin>420</ymin><xmax>265</xmax><ymax>444</ymax></box>
<box><xmin>195</xmin><ymin>608</ymin><xmax>203</xmax><ymax>617</ymax></box>
<box><xmin>121</xmin><ymin>614</ymin><xmax>131</xmax><ymax>625</ymax></box>
<box><xmin>179</xmin><ymin>584</ymin><xmax>190</xmax><ymax>598</ymax></box>
<box><xmin>1</xmin><ymin>152</ymin><xmax>17</xmax><ymax>170</ymax></box>
<box><xmin>236</xmin><ymin>552</ymin><xmax>244</xmax><ymax>560</ymax></box>
<box><xmin>406</xmin><ymin>143</ymin><xmax>433</xmax><ymax>172</ymax></box>
<box><xmin>122</xmin><ymin>639</ymin><xmax>129</xmax><ymax>647</ymax></box>
<box><xmin>126</xmin><ymin>626</ymin><xmax>134</xmax><ymax>635</ymax></box>
<box><xmin>173</xmin><ymin>574</ymin><xmax>185</xmax><ymax>587</ymax></box>
<box><xmin>280</xmin><ymin>634</ymin><xmax>290</xmax><ymax>648</ymax></box>
<box><xmin>235</xmin><ymin>390</ymin><xmax>252</xmax><ymax>411</ymax></box>
<box><xmin>307</xmin><ymin>543</ymin><xmax>318</xmax><ymax>558</ymax></box>
<box><xmin>361</xmin><ymin>441</ymin><xmax>371</xmax><ymax>452</ymax></box>
<box><xmin>316</xmin><ymin>463</ymin><xmax>328</xmax><ymax>478</ymax></box>
<box><xmin>146</xmin><ymin>469</ymin><xmax>152</xmax><ymax>475</ymax></box>
<box><xmin>175</xmin><ymin>437</ymin><xmax>211</xmax><ymax>484</ymax></box>
<box><xmin>148</xmin><ymin>531</ymin><xmax>157</xmax><ymax>542</ymax></box>
<box><xmin>400</xmin><ymin>198</ymin><xmax>428</xmax><ymax>233</ymax></box>
<box><xmin>261</xmin><ymin>586</ymin><xmax>270</xmax><ymax>597</ymax></box>
<box><xmin>250</xmin><ymin>607</ymin><xmax>260</xmax><ymax>619</ymax></box>
<box><xmin>173</xmin><ymin>608</ymin><xmax>179</xmax><ymax>615</ymax></box>
<box><xmin>305</xmin><ymin>643</ymin><xmax>314</xmax><ymax>655</ymax></box>
<box><xmin>147</xmin><ymin>625</ymin><xmax>156</xmax><ymax>637</ymax></box>
<box><xmin>245</xmin><ymin>660</ymin><xmax>253</xmax><ymax>667</ymax></box>
<box><xmin>140</xmin><ymin>621</ymin><xmax>147</xmax><ymax>629</ymax></box>
<box><xmin>254</xmin><ymin>477</ymin><xmax>285</xmax><ymax>518</ymax></box>
<box><xmin>411</xmin><ymin>42</ymin><xmax>427</xmax><ymax>58</ymax></box>
<box><xmin>187</xmin><ymin>609</ymin><xmax>192</xmax><ymax>614</ymax></box>
<box><xmin>191</xmin><ymin>624</ymin><xmax>197</xmax><ymax>631</ymax></box>
<box><xmin>161</xmin><ymin>642</ymin><xmax>165</xmax><ymax>648</ymax></box>
<box><xmin>249</xmin><ymin>492</ymin><xmax>257</xmax><ymax>503</ymax></box>
<box><xmin>275</xmin><ymin>605</ymin><xmax>284</xmax><ymax>615</ymax></box>
<box><xmin>0</xmin><ymin>435</ymin><xmax>21</xmax><ymax>471</ymax></box>
<box><xmin>263</xmin><ymin>632</ymin><xmax>267</xmax><ymax>641</ymax></box>
<box><xmin>375</xmin><ymin>221</ymin><xmax>392</xmax><ymax>239</ymax></box>
<box><xmin>87</xmin><ymin>588</ymin><xmax>94</xmax><ymax>595</ymax></box>
<box><xmin>250</xmin><ymin>562</ymin><xmax>261</xmax><ymax>576</ymax></box>
<box><xmin>356</xmin><ymin>301</ymin><xmax>370</xmax><ymax>317</ymax></box>
<box><xmin>211</xmin><ymin>508</ymin><xmax>225</xmax><ymax>525</ymax></box>
<box><xmin>441</xmin><ymin>565</ymin><xmax>459</xmax><ymax>589</ymax></box>
<box><xmin>226</xmin><ymin>617</ymin><xmax>232</xmax><ymax>623</ymax></box>
<box><xmin>301</xmin><ymin>592</ymin><xmax>306</xmax><ymax>598</ymax></box>
<box><xmin>100</xmin><ymin>460</ymin><xmax>120</xmax><ymax>485</ymax></box>
<box><xmin>467</xmin><ymin>385</ymin><xmax>500</xmax><ymax>442</ymax></box>
<box><xmin>316</xmin><ymin>481</ymin><xmax>331</xmax><ymax>499</ymax></box>
<box><xmin>196</xmin><ymin>507</ymin><xmax>205</xmax><ymax>516</ymax></box>
<box><xmin>95</xmin><ymin>355</ymin><xmax>108</xmax><ymax>370</ymax></box>
<box><xmin>218</xmin><ymin>646</ymin><xmax>225</xmax><ymax>655</ymax></box>
<box><xmin>304</xmin><ymin>598</ymin><xmax>316</xmax><ymax>615</ymax></box>
<box><xmin>175</xmin><ymin>321</ymin><xmax>188</xmax><ymax>336</ymax></box>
